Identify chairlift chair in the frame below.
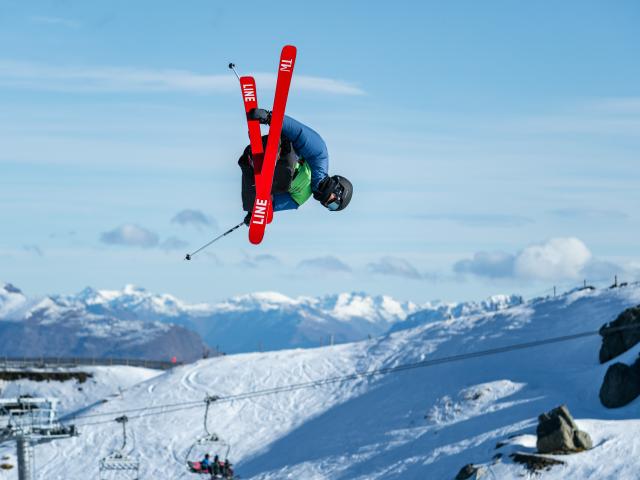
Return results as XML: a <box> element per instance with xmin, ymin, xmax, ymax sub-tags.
<box><xmin>185</xmin><ymin>395</ymin><xmax>233</xmax><ymax>476</ymax></box>
<box><xmin>99</xmin><ymin>416</ymin><xmax>140</xmax><ymax>480</ymax></box>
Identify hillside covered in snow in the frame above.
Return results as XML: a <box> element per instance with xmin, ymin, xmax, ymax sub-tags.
<box><xmin>1</xmin><ymin>283</ymin><xmax>639</xmax><ymax>479</ymax></box>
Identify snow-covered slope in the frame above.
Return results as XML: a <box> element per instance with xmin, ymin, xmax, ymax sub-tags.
<box><xmin>3</xmin><ymin>284</ymin><xmax>639</xmax><ymax>479</ymax></box>
<box><xmin>0</xmin><ymin>366</ymin><xmax>161</xmax><ymax>418</ymax></box>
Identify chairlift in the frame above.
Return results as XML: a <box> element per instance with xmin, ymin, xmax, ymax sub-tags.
<box><xmin>185</xmin><ymin>395</ymin><xmax>234</xmax><ymax>478</ymax></box>
<box><xmin>99</xmin><ymin>415</ymin><xmax>140</xmax><ymax>480</ymax></box>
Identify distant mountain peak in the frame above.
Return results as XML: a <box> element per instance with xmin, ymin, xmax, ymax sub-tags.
<box><xmin>0</xmin><ymin>282</ymin><xmax>29</xmax><ymax>319</ymax></box>
<box><xmin>123</xmin><ymin>284</ymin><xmax>146</xmax><ymax>294</ymax></box>
<box><xmin>3</xmin><ymin>283</ymin><xmax>23</xmax><ymax>295</ymax></box>
<box><xmin>390</xmin><ymin>293</ymin><xmax>525</xmax><ymax>333</ymax></box>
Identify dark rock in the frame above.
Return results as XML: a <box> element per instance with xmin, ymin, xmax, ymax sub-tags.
<box><xmin>573</xmin><ymin>430</ymin><xmax>593</xmax><ymax>450</ymax></box>
<box><xmin>510</xmin><ymin>452</ymin><xmax>564</xmax><ymax>472</ymax></box>
<box><xmin>455</xmin><ymin>464</ymin><xmax>479</xmax><ymax>480</ymax></box>
<box><xmin>536</xmin><ymin>405</ymin><xmax>592</xmax><ymax>453</ymax></box>
<box><xmin>599</xmin><ymin>306</ymin><xmax>640</xmax><ymax>363</ymax></box>
<box><xmin>537</xmin><ymin>415</ymin><xmax>575</xmax><ymax>453</ymax></box>
<box><xmin>0</xmin><ymin>371</ymin><xmax>92</xmax><ymax>383</ymax></box>
<box><xmin>633</xmin><ymin>354</ymin><xmax>640</xmax><ymax>374</ymax></box>
<box><xmin>599</xmin><ymin>362</ymin><xmax>640</xmax><ymax>408</ymax></box>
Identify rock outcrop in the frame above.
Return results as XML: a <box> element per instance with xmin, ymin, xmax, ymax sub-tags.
<box><xmin>455</xmin><ymin>464</ymin><xmax>482</xmax><ymax>480</ymax></box>
<box><xmin>600</xmin><ymin>357</ymin><xmax>640</xmax><ymax>408</ymax></box>
<box><xmin>599</xmin><ymin>306</ymin><xmax>640</xmax><ymax>363</ymax></box>
<box><xmin>536</xmin><ymin>405</ymin><xmax>592</xmax><ymax>454</ymax></box>
<box><xmin>510</xmin><ymin>453</ymin><xmax>565</xmax><ymax>472</ymax></box>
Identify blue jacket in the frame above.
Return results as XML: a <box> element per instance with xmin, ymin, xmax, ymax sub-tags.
<box><xmin>272</xmin><ymin>116</ymin><xmax>328</xmax><ymax>211</ymax></box>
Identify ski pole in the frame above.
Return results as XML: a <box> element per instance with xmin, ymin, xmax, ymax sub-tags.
<box><xmin>184</xmin><ymin>221</ymin><xmax>245</xmax><ymax>261</ymax></box>
<box><xmin>228</xmin><ymin>63</ymin><xmax>241</xmax><ymax>81</ymax></box>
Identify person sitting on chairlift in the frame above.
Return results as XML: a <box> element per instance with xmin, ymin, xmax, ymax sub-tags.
<box><xmin>200</xmin><ymin>454</ymin><xmax>212</xmax><ymax>474</ymax></box>
<box><xmin>211</xmin><ymin>454</ymin><xmax>220</xmax><ymax>476</ymax></box>
<box><xmin>223</xmin><ymin>458</ymin><xmax>233</xmax><ymax>478</ymax></box>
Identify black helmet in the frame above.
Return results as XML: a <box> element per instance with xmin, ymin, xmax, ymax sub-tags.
<box><xmin>314</xmin><ymin>175</ymin><xmax>353</xmax><ymax>211</ymax></box>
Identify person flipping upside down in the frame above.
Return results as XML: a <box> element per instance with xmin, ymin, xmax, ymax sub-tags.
<box><xmin>239</xmin><ymin>108</ymin><xmax>353</xmax><ymax>225</ymax></box>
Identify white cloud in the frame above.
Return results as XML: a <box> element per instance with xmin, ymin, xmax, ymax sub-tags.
<box><xmin>23</xmin><ymin>245</ymin><xmax>43</xmax><ymax>257</ymax></box>
<box><xmin>454</xmin><ymin>251</ymin><xmax>514</xmax><ymax>278</ymax></box>
<box><xmin>456</xmin><ymin>237</ymin><xmax>601</xmax><ymax>282</ymax></box>
<box><xmin>242</xmin><ymin>254</ymin><xmax>281</xmax><ymax>269</ymax></box>
<box><xmin>367</xmin><ymin>256</ymin><xmax>422</xmax><ymax>280</ymax></box>
<box><xmin>30</xmin><ymin>16</ymin><xmax>80</xmax><ymax>28</ymax></box>
<box><xmin>298</xmin><ymin>256</ymin><xmax>351</xmax><ymax>272</ymax></box>
<box><xmin>420</xmin><ymin>213</ymin><xmax>533</xmax><ymax>228</ymax></box>
<box><xmin>100</xmin><ymin>224</ymin><xmax>159</xmax><ymax>248</ymax></box>
<box><xmin>0</xmin><ymin>60</ymin><xmax>364</xmax><ymax>95</ymax></box>
<box><xmin>514</xmin><ymin>237</ymin><xmax>592</xmax><ymax>281</ymax></box>
<box><xmin>171</xmin><ymin>209</ymin><xmax>216</xmax><ymax>230</ymax></box>
<box><xmin>160</xmin><ymin>236</ymin><xmax>189</xmax><ymax>251</ymax></box>
<box><xmin>254</xmin><ymin>73</ymin><xmax>364</xmax><ymax>96</ymax></box>
<box><xmin>590</xmin><ymin>97</ymin><xmax>640</xmax><ymax>114</ymax></box>
<box><xmin>548</xmin><ymin>207</ymin><xmax>628</xmax><ymax>221</ymax></box>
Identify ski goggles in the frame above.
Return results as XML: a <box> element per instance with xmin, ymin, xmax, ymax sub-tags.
<box><xmin>323</xmin><ymin>183</ymin><xmax>344</xmax><ymax>211</ymax></box>
<box><xmin>325</xmin><ymin>199</ymin><xmax>341</xmax><ymax>211</ymax></box>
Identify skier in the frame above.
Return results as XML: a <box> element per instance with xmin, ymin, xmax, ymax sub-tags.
<box><xmin>239</xmin><ymin>109</ymin><xmax>353</xmax><ymax>225</ymax></box>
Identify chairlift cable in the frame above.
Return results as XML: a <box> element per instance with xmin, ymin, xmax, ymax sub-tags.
<box><xmin>68</xmin><ymin>323</ymin><xmax>640</xmax><ymax>428</ymax></box>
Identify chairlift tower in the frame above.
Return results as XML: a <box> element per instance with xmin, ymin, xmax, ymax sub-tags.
<box><xmin>0</xmin><ymin>396</ymin><xmax>77</xmax><ymax>480</ymax></box>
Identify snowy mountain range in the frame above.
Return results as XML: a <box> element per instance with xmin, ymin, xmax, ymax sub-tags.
<box><xmin>2</xmin><ymin>282</ymin><xmax>639</xmax><ymax>479</ymax></box>
<box><xmin>47</xmin><ymin>284</ymin><xmax>522</xmax><ymax>353</ymax></box>
<box><xmin>390</xmin><ymin>293</ymin><xmax>524</xmax><ymax>333</ymax></box>
<box><xmin>0</xmin><ymin>282</ymin><xmax>523</xmax><ymax>357</ymax></box>
<box><xmin>0</xmin><ymin>283</ymin><xmax>208</xmax><ymax>362</ymax></box>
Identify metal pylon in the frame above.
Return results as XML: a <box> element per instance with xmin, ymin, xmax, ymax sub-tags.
<box><xmin>16</xmin><ymin>436</ymin><xmax>35</xmax><ymax>480</ymax></box>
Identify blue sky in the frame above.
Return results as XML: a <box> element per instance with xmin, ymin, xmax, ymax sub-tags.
<box><xmin>1</xmin><ymin>0</ymin><xmax>639</xmax><ymax>304</ymax></box>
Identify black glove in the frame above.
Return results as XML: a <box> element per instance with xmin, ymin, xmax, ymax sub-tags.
<box><xmin>247</xmin><ymin>108</ymin><xmax>271</xmax><ymax>125</ymax></box>
<box><xmin>313</xmin><ymin>176</ymin><xmax>335</xmax><ymax>204</ymax></box>
<box><xmin>243</xmin><ymin>211</ymin><xmax>252</xmax><ymax>226</ymax></box>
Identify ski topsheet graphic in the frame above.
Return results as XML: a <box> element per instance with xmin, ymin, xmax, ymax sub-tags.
<box><xmin>235</xmin><ymin>74</ymin><xmax>274</xmax><ymax>227</ymax></box>
<box><xmin>249</xmin><ymin>45</ymin><xmax>297</xmax><ymax>245</ymax></box>
<box><xmin>239</xmin><ymin>76</ymin><xmax>264</xmax><ymax>171</ymax></box>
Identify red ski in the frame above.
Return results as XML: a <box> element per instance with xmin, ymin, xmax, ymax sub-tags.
<box><xmin>238</xmin><ymin>76</ymin><xmax>264</xmax><ymax>171</ymax></box>
<box><xmin>249</xmin><ymin>45</ymin><xmax>297</xmax><ymax>245</ymax></box>
<box><xmin>236</xmin><ymin>75</ymin><xmax>274</xmax><ymax>226</ymax></box>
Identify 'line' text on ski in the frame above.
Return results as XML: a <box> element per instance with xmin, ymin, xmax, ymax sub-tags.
<box><xmin>242</xmin><ymin>84</ymin><xmax>256</xmax><ymax>103</ymax></box>
<box><xmin>252</xmin><ymin>199</ymin><xmax>268</xmax><ymax>225</ymax></box>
